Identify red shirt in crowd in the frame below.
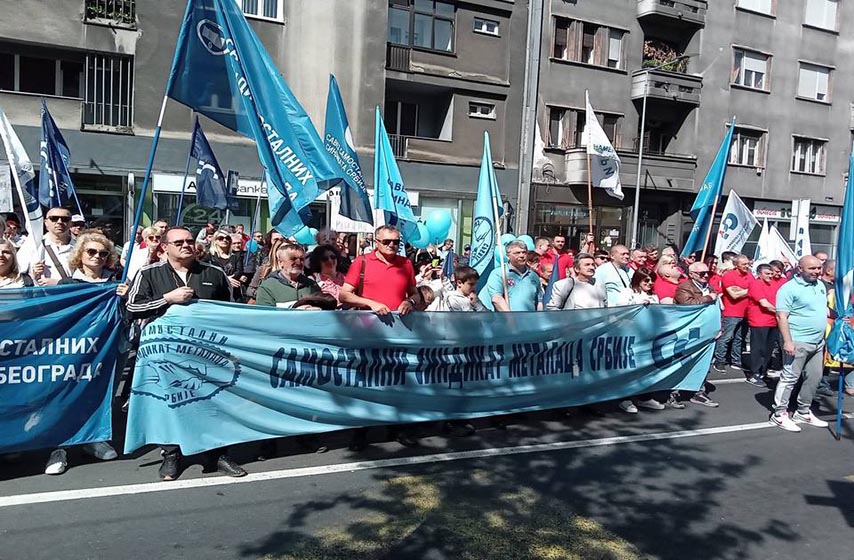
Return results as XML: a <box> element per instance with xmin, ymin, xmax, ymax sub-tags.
<box><xmin>708</xmin><ymin>273</ymin><xmax>723</xmax><ymax>294</ymax></box>
<box><xmin>721</xmin><ymin>269</ymin><xmax>753</xmax><ymax>318</ymax></box>
<box><xmin>653</xmin><ymin>277</ymin><xmax>679</xmax><ymax>302</ymax></box>
<box><xmin>747</xmin><ymin>278</ymin><xmax>779</xmax><ymax>327</ymax></box>
<box><xmin>344</xmin><ymin>252</ymin><xmax>416</xmax><ymax>309</ymax></box>
<box><xmin>556</xmin><ymin>253</ymin><xmax>574</xmax><ymax>280</ymax></box>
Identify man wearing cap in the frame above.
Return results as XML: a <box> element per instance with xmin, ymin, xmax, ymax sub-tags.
<box><xmin>4</xmin><ymin>215</ymin><xmax>25</xmax><ymax>248</ymax></box>
<box><xmin>69</xmin><ymin>214</ymin><xmax>86</xmax><ymax>240</ymax></box>
<box><xmin>459</xmin><ymin>244</ymin><xmax>471</xmax><ymax>267</ymax></box>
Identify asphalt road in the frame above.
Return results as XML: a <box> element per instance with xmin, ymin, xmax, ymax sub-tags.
<box><xmin>1</xmin><ymin>370</ymin><xmax>853</xmax><ymax>560</ymax></box>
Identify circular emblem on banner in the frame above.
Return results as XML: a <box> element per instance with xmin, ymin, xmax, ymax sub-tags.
<box><xmin>197</xmin><ymin>20</ymin><xmax>229</xmax><ymax>56</ymax></box>
<box><xmin>719</xmin><ymin>213</ymin><xmax>738</xmax><ymax>240</ymax></box>
<box><xmin>469</xmin><ymin>216</ymin><xmax>494</xmax><ymax>269</ymax></box>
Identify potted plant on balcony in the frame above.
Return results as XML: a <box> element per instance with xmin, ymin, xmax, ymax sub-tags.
<box><xmin>643</xmin><ymin>40</ymin><xmax>688</xmax><ymax>73</ymax></box>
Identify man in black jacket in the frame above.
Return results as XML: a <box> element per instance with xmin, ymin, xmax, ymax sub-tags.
<box><xmin>126</xmin><ymin>226</ymin><xmax>247</xmax><ymax>481</ymax></box>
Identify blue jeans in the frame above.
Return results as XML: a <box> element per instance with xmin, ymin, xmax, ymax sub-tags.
<box><xmin>714</xmin><ymin>316</ymin><xmax>748</xmax><ymax>367</ymax></box>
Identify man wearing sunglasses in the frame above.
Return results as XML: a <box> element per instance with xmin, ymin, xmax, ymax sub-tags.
<box><xmin>19</xmin><ymin>207</ymin><xmax>75</xmax><ymax>286</ymax></box>
<box><xmin>127</xmin><ymin>226</ymin><xmax>245</xmax><ymax>480</ymax></box>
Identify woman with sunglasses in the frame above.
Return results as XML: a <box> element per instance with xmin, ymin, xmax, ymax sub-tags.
<box><xmin>0</xmin><ymin>239</ymin><xmax>34</xmax><ymax>288</ymax></box>
<box><xmin>125</xmin><ymin>226</ymin><xmax>162</xmax><ymax>282</ymax></box>
<box><xmin>204</xmin><ymin>229</ymin><xmax>244</xmax><ymax>302</ymax></box>
<box><xmin>616</xmin><ymin>269</ymin><xmax>659</xmax><ymax>306</ymax></box>
<box><xmin>308</xmin><ymin>244</ymin><xmax>345</xmax><ymax>305</ymax></box>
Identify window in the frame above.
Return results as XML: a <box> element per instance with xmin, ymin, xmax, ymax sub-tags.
<box><xmin>468</xmin><ymin>101</ymin><xmax>495</xmax><ymax>119</ymax></box>
<box><xmin>736</xmin><ymin>0</ymin><xmax>774</xmax><ymax>14</ymax></box>
<box><xmin>728</xmin><ymin>127</ymin><xmax>766</xmax><ymax>167</ymax></box>
<box><xmin>798</xmin><ymin>63</ymin><xmax>831</xmax><ymax>101</ymax></box>
<box><xmin>804</xmin><ymin>0</ymin><xmax>838</xmax><ymax>30</ymax></box>
<box><xmin>387</xmin><ymin>1</ymin><xmax>455</xmax><ymax>53</ymax></box>
<box><xmin>385</xmin><ymin>100</ymin><xmax>419</xmax><ymax>136</ymax></box>
<box><xmin>732</xmin><ymin>49</ymin><xmax>769</xmax><ymax>90</ymax></box>
<box><xmin>791</xmin><ymin>137</ymin><xmax>826</xmax><ymax>174</ymax></box>
<box><xmin>473</xmin><ymin>18</ymin><xmax>499</xmax><ymax>36</ymax></box>
<box><xmin>238</xmin><ymin>0</ymin><xmax>283</xmax><ymax>21</ymax></box>
<box><xmin>552</xmin><ymin>17</ymin><xmax>625</xmax><ymax>70</ymax></box>
<box><xmin>85</xmin><ymin>0</ymin><xmax>136</xmax><ymax>27</ymax></box>
<box><xmin>547</xmin><ymin>107</ymin><xmax>620</xmax><ymax>149</ymax></box>
<box><xmin>83</xmin><ymin>53</ymin><xmax>134</xmax><ymax>130</ymax></box>
<box><xmin>0</xmin><ymin>48</ymin><xmax>84</xmax><ymax>99</ymax></box>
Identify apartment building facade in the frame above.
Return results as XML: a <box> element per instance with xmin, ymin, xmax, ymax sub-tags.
<box><xmin>0</xmin><ymin>0</ymin><xmax>526</xmax><ymax>246</ymax></box>
<box><xmin>529</xmin><ymin>0</ymin><xmax>851</xmax><ymax>255</ymax></box>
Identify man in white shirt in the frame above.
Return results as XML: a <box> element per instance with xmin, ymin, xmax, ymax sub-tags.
<box><xmin>593</xmin><ymin>244</ymin><xmax>633</xmax><ymax>306</ymax></box>
<box><xmin>546</xmin><ymin>253</ymin><xmax>606</xmax><ymax>310</ymax></box>
<box><xmin>18</xmin><ymin>207</ymin><xmax>75</xmax><ymax>285</ymax></box>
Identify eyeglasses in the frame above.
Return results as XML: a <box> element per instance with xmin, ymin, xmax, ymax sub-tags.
<box><xmin>84</xmin><ymin>248</ymin><xmax>110</xmax><ymax>259</ymax></box>
<box><xmin>641</xmin><ymin>278</ymin><xmax>653</xmax><ymax>283</ymax></box>
<box><xmin>147</xmin><ymin>235</ymin><xmax>161</xmax><ymax>241</ymax></box>
<box><xmin>167</xmin><ymin>239</ymin><xmax>195</xmax><ymax>247</ymax></box>
<box><xmin>47</xmin><ymin>215</ymin><xmax>71</xmax><ymax>223</ymax></box>
<box><xmin>216</xmin><ymin>236</ymin><xmax>230</xmax><ymax>241</ymax></box>
<box><xmin>377</xmin><ymin>238</ymin><xmax>401</xmax><ymax>246</ymax></box>
<box><xmin>694</xmin><ymin>271</ymin><xmax>710</xmax><ymax>277</ymax></box>
<box><xmin>595</xmin><ymin>256</ymin><xmax>609</xmax><ymax>261</ymax></box>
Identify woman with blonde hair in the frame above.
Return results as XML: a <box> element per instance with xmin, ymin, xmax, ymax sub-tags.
<box><xmin>62</xmin><ymin>232</ymin><xmax>128</xmax><ymax>295</ymax></box>
<box><xmin>204</xmin><ymin>229</ymin><xmax>244</xmax><ymax>300</ymax></box>
<box><xmin>0</xmin><ymin>239</ymin><xmax>34</xmax><ymax>288</ymax></box>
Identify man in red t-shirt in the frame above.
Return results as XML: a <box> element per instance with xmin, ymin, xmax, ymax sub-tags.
<box><xmin>713</xmin><ymin>255</ymin><xmax>753</xmax><ymax>372</ymax></box>
<box><xmin>745</xmin><ymin>264</ymin><xmax>779</xmax><ymax>387</ymax></box>
<box><xmin>653</xmin><ymin>265</ymin><xmax>681</xmax><ymax>303</ymax></box>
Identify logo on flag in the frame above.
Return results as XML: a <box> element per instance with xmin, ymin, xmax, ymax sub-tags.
<box><xmin>197</xmin><ymin>20</ymin><xmax>228</xmax><ymax>55</ymax></box>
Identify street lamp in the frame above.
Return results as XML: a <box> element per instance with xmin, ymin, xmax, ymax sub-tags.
<box><xmin>629</xmin><ymin>53</ymin><xmax>697</xmax><ymax>249</ymax></box>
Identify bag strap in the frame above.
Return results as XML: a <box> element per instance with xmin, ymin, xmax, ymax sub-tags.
<box><xmin>355</xmin><ymin>256</ymin><xmax>367</xmax><ymax>297</ymax></box>
<box><xmin>43</xmin><ymin>243</ymin><xmax>70</xmax><ymax>280</ymax></box>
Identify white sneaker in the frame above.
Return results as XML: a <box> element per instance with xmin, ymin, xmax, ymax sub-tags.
<box><xmin>636</xmin><ymin>398</ymin><xmax>665</xmax><ymax>411</ymax></box>
<box><xmin>792</xmin><ymin>411</ymin><xmax>829</xmax><ymax>428</ymax></box>
<box><xmin>770</xmin><ymin>412</ymin><xmax>801</xmax><ymax>433</ymax></box>
<box><xmin>44</xmin><ymin>448</ymin><xmax>68</xmax><ymax>475</ymax></box>
<box><xmin>83</xmin><ymin>442</ymin><xmax>118</xmax><ymax>461</ymax></box>
<box><xmin>619</xmin><ymin>400</ymin><xmax>638</xmax><ymax>414</ymax></box>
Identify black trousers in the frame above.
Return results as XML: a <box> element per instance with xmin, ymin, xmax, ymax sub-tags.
<box><xmin>750</xmin><ymin>326</ymin><xmax>778</xmax><ymax>377</ymax></box>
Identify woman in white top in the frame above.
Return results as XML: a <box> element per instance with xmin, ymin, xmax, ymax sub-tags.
<box><xmin>0</xmin><ymin>239</ymin><xmax>34</xmax><ymax>288</ymax></box>
<box><xmin>616</xmin><ymin>269</ymin><xmax>659</xmax><ymax>306</ymax></box>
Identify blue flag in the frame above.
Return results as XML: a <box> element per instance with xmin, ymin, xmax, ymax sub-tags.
<box><xmin>835</xmin><ymin>153</ymin><xmax>854</xmax><ymax>317</ymax></box>
<box><xmin>373</xmin><ymin>106</ymin><xmax>419</xmax><ymax>241</ymax></box>
<box><xmin>542</xmin><ymin>256</ymin><xmax>561</xmax><ymax>305</ymax></box>
<box><xmin>325</xmin><ymin>75</ymin><xmax>373</xmax><ymax>225</ymax></box>
<box><xmin>190</xmin><ymin>117</ymin><xmax>228</xmax><ymax>210</ymax></box>
<box><xmin>442</xmin><ymin>248</ymin><xmax>455</xmax><ymax>280</ymax></box>
<box><xmin>471</xmin><ymin>131</ymin><xmax>503</xmax><ymax>293</ymax></box>
<box><xmin>166</xmin><ymin>0</ymin><xmax>345</xmax><ymax>235</ymax></box>
<box><xmin>681</xmin><ymin>119</ymin><xmax>736</xmax><ymax>257</ymax></box>
<box><xmin>39</xmin><ymin>100</ymin><xmax>76</xmax><ymax>208</ymax></box>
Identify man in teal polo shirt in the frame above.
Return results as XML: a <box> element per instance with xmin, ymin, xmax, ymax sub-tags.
<box><xmin>771</xmin><ymin>255</ymin><xmax>830</xmax><ymax>432</ymax></box>
<box><xmin>486</xmin><ymin>240</ymin><xmax>543</xmax><ymax>311</ymax></box>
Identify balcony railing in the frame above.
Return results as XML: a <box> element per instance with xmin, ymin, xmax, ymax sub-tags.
<box><xmin>84</xmin><ymin>0</ymin><xmax>136</xmax><ymax>28</ymax></box>
<box><xmin>631</xmin><ymin>69</ymin><xmax>702</xmax><ymax>105</ymax></box>
<box><xmin>637</xmin><ymin>0</ymin><xmax>707</xmax><ymax>28</ymax></box>
<box><xmin>386</xmin><ymin>44</ymin><xmax>411</xmax><ymax>72</ymax></box>
<box><xmin>388</xmin><ymin>134</ymin><xmax>408</xmax><ymax>158</ymax></box>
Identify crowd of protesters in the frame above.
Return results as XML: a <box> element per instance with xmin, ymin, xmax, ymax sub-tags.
<box><xmin>0</xmin><ymin>208</ymin><xmax>848</xmax><ymax>479</ymax></box>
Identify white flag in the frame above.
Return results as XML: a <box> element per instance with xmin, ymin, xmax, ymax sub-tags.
<box><xmin>0</xmin><ymin>109</ymin><xmax>42</xmax><ymax>251</ymax></box>
<box><xmin>714</xmin><ymin>190</ymin><xmax>758</xmax><ymax>257</ymax></box>
<box><xmin>0</xmin><ymin>165</ymin><xmax>12</xmax><ymax>213</ymax></box>
<box><xmin>532</xmin><ymin>121</ymin><xmax>551</xmax><ymax>182</ymax></box>
<box><xmin>585</xmin><ymin>91</ymin><xmax>623</xmax><ymax>200</ymax></box>
<box><xmin>753</xmin><ymin>218</ymin><xmax>770</xmax><ymax>269</ymax></box>
<box><xmin>771</xmin><ymin>225</ymin><xmax>798</xmax><ymax>267</ymax></box>
<box><xmin>794</xmin><ymin>198</ymin><xmax>812</xmax><ymax>258</ymax></box>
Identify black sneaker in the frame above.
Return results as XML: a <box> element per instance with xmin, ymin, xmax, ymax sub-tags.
<box><xmin>665</xmin><ymin>394</ymin><xmax>686</xmax><ymax>410</ymax></box>
<box><xmin>159</xmin><ymin>450</ymin><xmax>181</xmax><ymax>481</ymax></box>
<box><xmin>216</xmin><ymin>454</ymin><xmax>247</xmax><ymax>478</ymax></box>
<box><xmin>445</xmin><ymin>421</ymin><xmax>476</xmax><ymax>438</ymax></box>
<box><xmin>712</xmin><ymin>363</ymin><xmax>726</xmax><ymax>373</ymax></box>
<box><xmin>690</xmin><ymin>392</ymin><xmax>720</xmax><ymax>408</ymax></box>
<box><xmin>745</xmin><ymin>375</ymin><xmax>767</xmax><ymax>388</ymax></box>
<box><xmin>814</xmin><ymin>385</ymin><xmax>834</xmax><ymax>398</ymax></box>
<box><xmin>396</xmin><ymin>430</ymin><xmax>420</xmax><ymax>448</ymax></box>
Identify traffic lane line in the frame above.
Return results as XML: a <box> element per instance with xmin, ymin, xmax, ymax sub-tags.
<box><xmin>0</xmin><ymin>420</ymin><xmax>794</xmax><ymax>509</ymax></box>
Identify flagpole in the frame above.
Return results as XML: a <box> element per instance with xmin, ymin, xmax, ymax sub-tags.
<box><xmin>491</xmin><ymin>187</ymin><xmax>509</xmax><ymax>304</ymax></box>
<box><xmin>119</xmin><ymin>94</ymin><xmax>170</xmax><ymax>284</ymax></box>
<box><xmin>586</xmin><ymin>151</ymin><xmax>594</xmax><ymax>236</ymax></box>
<box><xmin>700</xmin><ymin>194</ymin><xmax>720</xmax><ymax>263</ymax></box>
<box><xmin>244</xmin><ymin>170</ymin><xmax>265</xmax><ymax>269</ymax></box>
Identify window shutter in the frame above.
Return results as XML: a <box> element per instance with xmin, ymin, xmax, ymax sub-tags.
<box><xmin>567</xmin><ymin>20</ymin><xmax>581</xmax><ymax>62</ymax></box>
<box><xmin>593</xmin><ymin>27</ymin><xmax>606</xmax><ymax>66</ymax></box>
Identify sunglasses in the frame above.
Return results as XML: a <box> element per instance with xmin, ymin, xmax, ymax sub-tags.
<box><xmin>167</xmin><ymin>239</ymin><xmax>195</xmax><ymax>247</ymax></box>
<box><xmin>85</xmin><ymin>248</ymin><xmax>110</xmax><ymax>259</ymax></box>
<box><xmin>377</xmin><ymin>238</ymin><xmax>401</xmax><ymax>246</ymax></box>
<box><xmin>595</xmin><ymin>256</ymin><xmax>609</xmax><ymax>261</ymax></box>
<box><xmin>695</xmin><ymin>271</ymin><xmax>710</xmax><ymax>277</ymax></box>
<box><xmin>216</xmin><ymin>236</ymin><xmax>230</xmax><ymax>241</ymax></box>
<box><xmin>147</xmin><ymin>235</ymin><xmax>161</xmax><ymax>241</ymax></box>
<box><xmin>47</xmin><ymin>215</ymin><xmax>71</xmax><ymax>223</ymax></box>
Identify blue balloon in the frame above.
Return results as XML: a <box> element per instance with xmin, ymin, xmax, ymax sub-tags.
<box><xmin>500</xmin><ymin>233</ymin><xmax>517</xmax><ymax>246</ymax></box>
<box><xmin>294</xmin><ymin>226</ymin><xmax>315</xmax><ymax>245</ymax></box>
<box><xmin>425</xmin><ymin>210</ymin><xmax>453</xmax><ymax>242</ymax></box>
<box><xmin>411</xmin><ymin>223</ymin><xmax>431</xmax><ymax>249</ymax></box>
<box><xmin>494</xmin><ymin>244</ymin><xmax>507</xmax><ymax>265</ymax></box>
<box><xmin>517</xmin><ymin>235</ymin><xmax>535</xmax><ymax>251</ymax></box>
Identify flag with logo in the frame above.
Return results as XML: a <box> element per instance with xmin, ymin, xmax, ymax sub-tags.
<box><xmin>713</xmin><ymin>190</ymin><xmax>757</xmax><ymax>257</ymax></box>
<box><xmin>0</xmin><ymin>165</ymin><xmax>12</xmax><ymax>213</ymax></box>
<box><xmin>585</xmin><ymin>91</ymin><xmax>623</xmax><ymax>200</ymax></box>
<box><xmin>325</xmin><ymin>75</ymin><xmax>373</xmax><ymax>225</ymax></box>
<box><xmin>190</xmin><ymin>117</ymin><xmax>228</xmax><ymax>210</ymax></box>
<box><xmin>470</xmin><ymin>131</ymin><xmax>503</xmax><ymax>290</ymax></box>
<box><xmin>0</xmin><ymin>109</ymin><xmax>43</xmax><ymax>250</ymax></box>
<box><xmin>793</xmin><ymin>198</ymin><xmax>812</xmax><ymax>258</ymax></box>
<box><xmin>166</xmin><ymin>0</ymin><xmax>345</xmax><ymax>235</ymax></box>
<box><xmin>373</xmin><ymin>106</ymin><xmax>419</xmax><ymax>242</ymax></box>
<box><xmin>39</xmin><ymin>100</ymin><xmax>77</xmax><ymax>208</ymax></box>
<box><xmin>682</xmin><ymin>119</ymin><xmax>736</xmax><ymax>257</ymax></box>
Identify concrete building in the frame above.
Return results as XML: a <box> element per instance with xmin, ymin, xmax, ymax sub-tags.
<box><xmin>527</xmin><ymin>0</ymin><xmax>851</xmax><ymax>256</ymax></box>
<box><xmin>0</xmin><ymin>0</ymin><xmax>526</xmax><ymax>247</ymax></box>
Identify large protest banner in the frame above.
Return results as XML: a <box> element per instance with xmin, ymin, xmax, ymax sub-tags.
<box><xmin>126</xmin><ymin>302</ymin><xmax>720</xmax><ymax>455</ymax></box>
<box><xmin>0</xmin><ymin>284</ymin><xmax>124</xmax><ymax>453</ymax></box>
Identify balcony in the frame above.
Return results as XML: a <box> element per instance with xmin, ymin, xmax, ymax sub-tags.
<box><xmin>388</xmin><ymin>134</ymin><xmax>408</xmax><ymax>158</ymax></box>
<box><xmin>561</xmin><ymin>147</ymin><xmax>697</xmax><ymax>192</ymax></box>
<box><xmin>386</xmin><ymin>44</ymin><xmax>411</xmax><ymax>72</ymax></box>
<box><xmin>637</xmin><ymin>0</ymin><xmax>707</xmax><ymax>28</ymax></box>
<box><xmin>631</xmin><ymin>69</ymin><xmax>702</xmax><ymax>106</ymax></box>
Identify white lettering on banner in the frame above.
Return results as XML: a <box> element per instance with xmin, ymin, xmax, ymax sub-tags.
<box><xmin>0</xmin><ymin>362</ymin><xmax>102</xmax><ymax>385</ymax></box>
<box><xmin>260</xmin><ymin>117</ymin><xmax>315</xmax><ymax>187</ymax></box>
<box><xmin>0</xmin><ymin>337</ymin><xmax>99</xmax><ymax>357</ymax></box>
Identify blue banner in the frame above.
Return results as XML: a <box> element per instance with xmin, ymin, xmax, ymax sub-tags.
<box><xmin>190</xmin><ymin>117</ymin><xmax>228</xmax><ymax>210</ymax></box>
<box><xmin>167</xmin><ymin>0</ymin><xmax>345</xmax><ymax>235</ymax></box>
<box><xmin>0</xmin><ymin>284</ymin><xmax>124</xmax><ymax>453</ymax></box>
<box><xmin>38</xmin><ymin>100</ymin><xmax>76</xmax><ymax>208</ymax></box>
<box><xmin>682</xmin><ymin>119</ymin><xmax>735</xmax><ymax>257</ymax></box>
<box><xmin>324</xmin><ymin>75</ymin><xmax>373</xmax><ymax>225</ymax></box>
<box><xmin>125</xmin><ymin>301</ymin><xmax>719</xmax><ymax>455</ymax></box>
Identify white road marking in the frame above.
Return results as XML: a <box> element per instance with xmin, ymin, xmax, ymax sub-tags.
<box><xmin>0</xmin><ymin>420</ymin><xmax>795</xmax><ymax>508</ymax></box>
